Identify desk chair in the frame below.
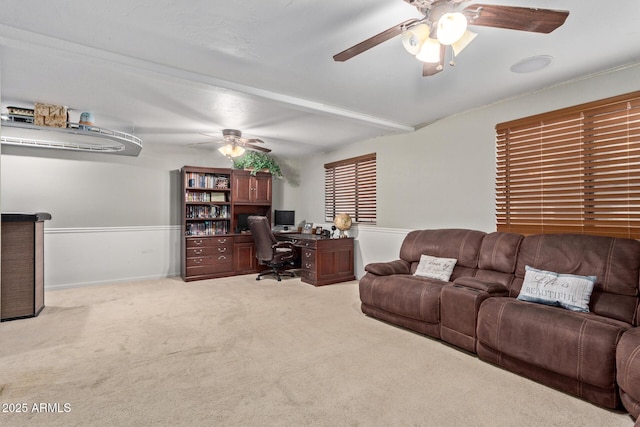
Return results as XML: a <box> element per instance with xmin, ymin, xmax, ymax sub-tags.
<box><xmin>247</xmin><ymin>215</ymin><xmax>297</xmax><ymax>281</ymax></box>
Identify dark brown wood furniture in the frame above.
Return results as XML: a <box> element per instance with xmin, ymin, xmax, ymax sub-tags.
<box><xmin>278</xmin><ymin>233</ymin><xmax>355</xmax><ymax>286</ymax></box>
<box><xmin>232</xmin><ymin>170</ymin><xmax>272</xmax><ymax>204</ymax></box>
<box><xmin>181</xmin><ymin>166</ymin><xmax>271</xmax><ymax>281</ymax></box>
<box><xmin>1</xmin><ymin>212</ymin><xmax>51</xmax><ymax>321</ymax></box>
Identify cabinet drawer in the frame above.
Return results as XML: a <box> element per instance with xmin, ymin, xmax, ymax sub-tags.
<box><xmin>186</xmin><ymin>247</ymin><xmax>216</xmax><ymax>257</ymax></box>
<box><xmin>186</xmin><ymin>237</ymin><xmax>231</xmax><ymax>248</ymax></box>
<box><xmin>212</xmin><ymin>244</ymin><xmax>232</xmax><ymax>255</ymax></box>
<box><xmin>187</xmin><ymin>237</ymin><xmax>210</xmax><ymax>248</ymax></box>
<box><xmin>186</xmin><ymin>262</ymin><xmax>233</xmax><ymax>276</ymax></box>
<box><xmin>186</xmin><ymin>254</ymin><xmax>232</xmax><ymax>267</ymax></box>
<box><xmin>186</xmin><ymin>245</ymin><xmax>231</xmax><ymax>257</ymax></box>
<box><xmin>210</xmin><ymin>237</ymin><xmax>231</xmax><ymax>246</ymax></box>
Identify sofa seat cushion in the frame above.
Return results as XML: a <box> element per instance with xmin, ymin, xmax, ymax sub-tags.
<box><xmin>359</xmin><ymin>274</ymin><xmax>445</xmax><ymax>324</ymax></box>
<box><xmin>477</xmin><ymin>297</ymin><xmax>630</xmax><ymax>389</ymax></box>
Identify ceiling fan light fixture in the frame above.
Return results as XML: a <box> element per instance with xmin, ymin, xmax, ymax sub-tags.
<box><xmin>436</xmin><ymin>12</ymin><xmax>468</xmax><ymax>45</ymax></box>
<box><xmin>218</xmin><ymin>144</ymin><xmax>245</xmax><ymax>157</ymax></box>
<box><xmin>451</xmin><ymin>29</ymin><xmax>477</xmax><ymax>56</ymax></box>
<box><xmin>416</xmin><ymin>38</ymin><xmax>441</xmax><ymax>63</ymax></box>
<box><xmin>401</xmin><ymin>23</ymin><xmax>430</xmax><ymax>55</ymax></box>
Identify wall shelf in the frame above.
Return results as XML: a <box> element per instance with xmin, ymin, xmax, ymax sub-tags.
<box><xmin>0</xmin><ymin>120</ymin><xmax>143</xmax><ymax>156</ymax></box>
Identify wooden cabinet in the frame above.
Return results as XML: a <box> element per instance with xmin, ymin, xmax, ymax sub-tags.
<box><xmin>295</xmin><ymin>237</ymin><xmax>355</xmax><ymax>286</ymax></box>
<box><xmin>233</xmin><ymin>234</ymin><xmax>259</xmax><ymax>273</ymax></box>
<box><xmin>232</xmin><ymin>170</ymin><xmax>272</xmax><ymax>204</ymax></box>
<box><xmin>184</xmin><ymin>236</ymin><xmax>234</xmax><ymax>281</ymax></box>
<box><xmin>1</xmin><ymin>212</ymin><xmax>51</xmax><ymax>321</ymax></box>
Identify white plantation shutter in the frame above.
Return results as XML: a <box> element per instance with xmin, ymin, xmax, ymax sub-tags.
<box><xmin>496</xmin><ymin>91</ymin><xmax>640</xmax><ymax>238</ymax></box>
<box><xmin>325</xmin><ymin>153</ymin><xmax>376</xmax><ymax>223</ymax></box>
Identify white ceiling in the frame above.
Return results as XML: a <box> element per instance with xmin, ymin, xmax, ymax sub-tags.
<box><xmin>0</xmin><ymin>0</ymin><xmax>639</xmax><ymax>158</ymax></box>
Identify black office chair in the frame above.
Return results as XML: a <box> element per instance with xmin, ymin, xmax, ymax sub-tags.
<box><xmin>247</xmin><ymin>215</ymin><xmax>297</xmax><ymax>281</ymax></box>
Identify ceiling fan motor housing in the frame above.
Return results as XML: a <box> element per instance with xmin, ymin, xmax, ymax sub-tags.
<box><xmin>222</xmin><ymin>129</ymin><xmax>243</xmax><ymax>140</ymax></box>
<box><xmin>405</xmin><ymin>0</ymin><xmax>467</xmax><ymax>15</ymax></box>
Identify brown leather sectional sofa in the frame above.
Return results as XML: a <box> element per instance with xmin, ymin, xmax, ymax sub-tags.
<box><xmin>359</xmin><ymin>229</ymin><xmax>640</xmax><ymax>418</ymax></box>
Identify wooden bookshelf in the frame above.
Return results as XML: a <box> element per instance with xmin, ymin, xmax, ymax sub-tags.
<box><xmin>180</xmin><ymin>166</ymin><xmax>272</xmax><ymax>281</ymax></box>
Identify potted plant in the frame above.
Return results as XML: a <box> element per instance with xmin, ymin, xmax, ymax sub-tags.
<box><xmin>232</xmin><ymin>151</ymin><xmax>283</xmax><ymax>178</ymax></box>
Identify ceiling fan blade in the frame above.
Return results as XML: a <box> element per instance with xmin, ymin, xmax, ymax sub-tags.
<box><xmin>240</xmin><ymin>138</ymin><xmax>265</xmax><ymax>144</ymax></box>
<box><xmin>245</xmin><ymin>144</ymin><xmax>271</xmax><ymax>153</ymax></box>
<box><xmin>422</xmin><ymin>44</ymin><xmax>446</xmax><ymax>77</ymax></box>
<box><xmin>187</xmin><ymin>140</ymin><xmax>218</xmax><ymax>146</ymax></box>
<box><xmin>465</xmin><ymin>4</ymin><xmax>569</xmax><ymax>34</ymax></box>
<box><xmin>333</xmin><ymin>18</ymin><xmax>421</xmax><ymax>62</ymax></box>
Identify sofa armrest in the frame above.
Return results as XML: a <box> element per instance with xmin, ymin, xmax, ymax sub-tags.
<box><xmin>453</xmin><ymin>277</ymin><xmax>509</xmax><ymax>296</ymax></box>
<box><xmin>364</xmin><ymin>260</ymin><xmax>411</xmax><ymax>276</ymax></box>
<box><xmin>617</xmin><ymin>327</ymin><xmax>640</xmax><ymax>419</ymax></box>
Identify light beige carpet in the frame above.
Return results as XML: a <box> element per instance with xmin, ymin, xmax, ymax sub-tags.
<box><xmin>0</xmin><ymin>275</ymin><xmax>635</xmax><ymax>426</ymax></box>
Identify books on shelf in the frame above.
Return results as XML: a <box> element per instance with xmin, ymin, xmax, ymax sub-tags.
<box><xmin>184</xmin><ymin>192</ymin><xmax>228</xmax><ymax>203</ymax></box>
<box><xmin>186</xmin><ymin>221</ymin><xmax>230</xmax><ymax>236</ymax></box>
<box><xmin>185</xmin><ymin>205</ymin><xmax>230</xmax><ymax>219</ymax></box>
<box><xmin>184</xmin><ymin>169</ymin><xmax>231</xmax><ymax>236</ymax></box>
<box><xmin>186</xmin><ymin>172</ymin><xmax>230</xmax><ymax>189</ymax></box>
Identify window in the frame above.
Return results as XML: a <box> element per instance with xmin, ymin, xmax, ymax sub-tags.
<box><xmin>325</xmin><ymin>153</ymin><xmax>376</xmax><ymax>224</ymax></box>
<box><xmin>496</xmin><ymin>91</ymin><xmax>640</xmax><ymax>238</ymax></box>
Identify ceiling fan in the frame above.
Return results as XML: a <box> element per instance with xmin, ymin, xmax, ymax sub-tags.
<box><xmin>193</xmin><ymin>129</ymin><xmax>271</xmax><ymax>157</ymax></box>
<box><xmin>333</xmin><ymin>0</ymin><xmax>569</xmax><ymax>76</ymax></box>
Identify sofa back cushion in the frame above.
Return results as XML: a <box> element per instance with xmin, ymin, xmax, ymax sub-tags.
<box><xmin>474</xmin><ymin>232</ymin><xmax>523</xmax><ymax>287</ymax></box>
<box><xmin>400</xmin><ymin>229</ymin><xmax>486</xmax><ymax>281</ymax></box>
<box><xmin>513</xmin><ymin>233</ymin><xmax>640</xmax><ymax>324</ymax></box>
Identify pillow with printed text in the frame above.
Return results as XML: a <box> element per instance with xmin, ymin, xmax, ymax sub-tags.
<box><xmin>414</xmin><ymin>254</ymin><xmax>457</xmax><ymax>282</ymax></box>
<box><xmin>517</xmin><ymin>265</ymin><xmax>596</xmax><ymax>312</ymax></box>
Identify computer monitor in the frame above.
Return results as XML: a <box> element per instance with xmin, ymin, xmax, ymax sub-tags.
<box><xmin>274</xmin><ymin>210</ymin><xmax>295</xmax><ymax>228</ymax></box>
<box><xmin>236</xmin><ymin>213</ymin><xmax>251</xmax><ymax>232</ymax></box>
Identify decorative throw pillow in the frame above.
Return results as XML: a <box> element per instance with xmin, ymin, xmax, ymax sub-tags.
<box><xmin>517</xmin><ymin>265</ymin><xmax>596</xmax><ymax>312</ymax></box>
<box><xmin>414</xmin><ymin>255</ymin><xmax>457</xmax><ymax>282</ymax></box>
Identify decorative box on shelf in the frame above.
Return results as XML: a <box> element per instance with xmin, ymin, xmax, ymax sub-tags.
<box><xmin>216</xmin><ymin>177</ymin><xmax>229</xmax><ymax>189</ymax></box>
<box><xmin>34</xmin><ymin>103</ymin><xmax>68</xmax><ymax>128</ymax></box>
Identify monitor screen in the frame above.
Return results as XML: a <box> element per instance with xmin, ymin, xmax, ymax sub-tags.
<box><xmin>237</xmin><ymin>214</ymin><xmax>251</xmax><ymax>232</ymax></box>
<box><xmin>274</xmin><ymin>210</ymin><xmax>295</xmax><ymax>226</ymax></box>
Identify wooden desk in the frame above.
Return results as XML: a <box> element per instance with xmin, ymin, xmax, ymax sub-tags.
<box><xmin>276</xmin><ymin>233</ymin><xmax>355</xmax><ymax>286</ymax></box>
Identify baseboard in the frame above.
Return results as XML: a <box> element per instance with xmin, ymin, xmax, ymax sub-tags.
<box><xmin>45</xmin><ymin>273</ymin><xmax>182</xmax><ymax>291</ymax></box>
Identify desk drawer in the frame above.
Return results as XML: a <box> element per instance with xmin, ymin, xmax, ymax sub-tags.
<box><xmin>296</xmin><ymin>239</ymin><xmax>317</xmax><ymax>249</ymax></box>
<box><xmin>301</xmin><ymin>248</ymin><xmax>316</xmax><ymax>262</ymax></box>
<box><xmin>301</xmin><ymin>248</ymin><xmax>317</xmax><ymax>272</ymax></box>
<box><xmin>301</xmin><ymin>269</ymin><xmax>317</xmax><ymax>283</ymax></box>
<box><xmin>301</xmin><ymin>248</ymin><xmax>315</xmax><ymax>270</ymax></box>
